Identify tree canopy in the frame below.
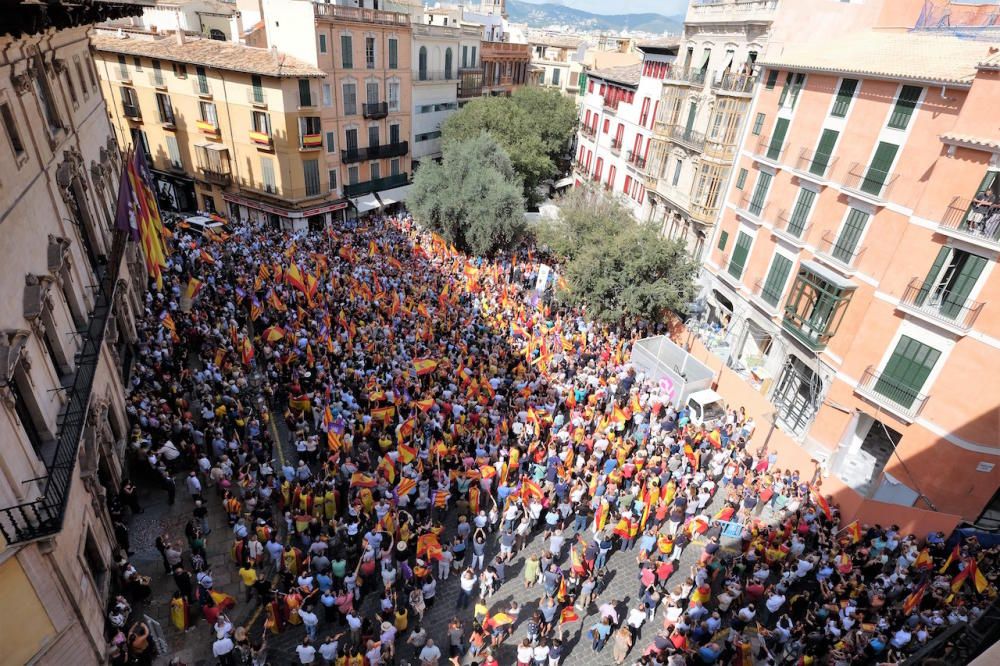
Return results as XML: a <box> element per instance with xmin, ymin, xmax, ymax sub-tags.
<box><xmin>409</xmin><ymin>133</ymin><xmax>526</xmax><ymax>257</ymax></box>
<box><xmin>539</xmin><ymin>188</ymin><xmax>698</xmax><ymax>323</ymax></box>
<box><xmin>441</xmin><ymin>89</ymin><xmax>577</xmax><ymax>204</ymax></box>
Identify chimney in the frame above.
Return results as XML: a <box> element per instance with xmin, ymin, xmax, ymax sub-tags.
<box><xmin>271</xmin><ymin>45</ymin><xmax>281</xmax><ymax>65</ymax></box>
<box><xmin>175</xmin><ymin>10</ymin><xmax>185</xmax><ymax>44</ymax></box>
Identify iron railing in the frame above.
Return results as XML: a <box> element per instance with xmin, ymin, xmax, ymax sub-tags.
<box><xmin>795</xmin><ymin>147</ymin><xmax>838</xmax><ymax>179</ymax></box>
<box><xmin>754</xmin><ymin>134</ymin><xmax>785</xmax><ymax>162</ymax></box>
<box><xmin>855</xmin><ymin>365</ymin><xmax>928</xmax><ymax>420</ymax></box>
<box><xmin>580</xmin><ymin>125</ymin><xmax>596</xmax><ymax>139</ymax></box>
<box><xmin>899</xmin><ymin>277</ymin><xmax>983</xmax><ymax>331</ymax></box>
<box><xmin>711</xmin><ymin>71</ymin><xmax>756</xmax><ymax>94</ymax></box>
<box><xmin>818</xmin><ymin>230</ymin><xmax>865</xmax><ymax>268</ymax></box>
<box><xmin>753</xmin><ymin>278</ymin><xmax>782</xmax><ymax>309</ymax></box>
<box><xmin>0</xmin><ymin>232</ymin><xmax>126</xmax><ymax>545</ymax></box>
<box><xmin>344</xmin><ymin>172</ymin><xmax>409</xmax><ymax>198</ymax></box>
<box><xmin>666</xmin><ymin>124</ymin><xmax>706</xmax><ymax>151</ymax></box>
<box><xmin>938</xmin><ymin>196</ymin><xmax>1000</xmax><ymax>250</ymax></box>
<box><xmin>609</xmin><ymin>139</ymin><xmax>622</xmax><ymax>155</ymax></box>
<box><xmin>772</xmin><ymin>208</ymin><xmax>809</xmax><ymax>245</ymax></box>
<box><xmin>842</xmin><ymin>161</ymin><xmax>897</xmax><ymax>200</ymax></box>
<box><xmin>737</xmin><ymin>193</ymin><xmax>771</xmax><ymax>219</ymax></box>
<box><xmin>362</xmin><ymin>102</ymin><xmax>389</xmax><ymax>119</ymax></box>
<box><xmin>341</xmin><ymin>142</ymin><xmax>409</xmax><ymax>164</ymax></box>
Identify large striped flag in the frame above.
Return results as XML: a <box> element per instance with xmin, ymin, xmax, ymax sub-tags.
<box><xmin>940</xmin><ymin>544</ymin><xmax>960</xmax><ymax>574</ymax></box>
<box><xmin>184</xmin><ymin>277</ymin><xmax>203</xmax><ymax>301</ymax></box>
<box><xmin>902</xmin><ymin>582</ymin><xmax>927</xmax><ymax>615</ymax></box>
<box><xmin>117</xmin><ymin>149</ymin><xmax>168</xmax><ymax>289</ymax></box>
<box><xmin>398</xmin><ymin>442</ymin><xmax>417</xmax><ymax>464</ymax></box>
<box><xmin>240</xmin><ymin>336</ymin><xmax>254</xmax><ymax>365</ymax></box>
<box><xmin>396</xmin><ymin>477</ymin><xmax>417</xmax><ymax>498</ymax></box>
<box><xmin>839</xmin><ymin>520</ymin><xmax>863</xmax><ymax>545</ymax></box>
<box><xmin>285</xmin><ymin>263</ymin><xmax>308</xmax><ymax>295</ymax></box>
<box><xmin>810</xmin><ymin>486</ymin><xmax>832</xmax><ymax>520</ymax></box>
<box><xmin>350</xmin><ymin>472</ymin><xmax>377</xmax><ymax>488</ymax></box>
<box><xmin>412</xmin><ymin>358</ymin><xmax>438</xmax><ymax>376</ymax></box>
<box><xmin>559</xmin><ymin>606</ymin><xmax>580</xmax><ymax>625</ymax></box>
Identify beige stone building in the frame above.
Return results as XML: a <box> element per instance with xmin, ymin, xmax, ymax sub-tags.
<box><xmin>0</xmin><ymin>1</ymin><xmax>148</xmax><ymax>663</ymax></box>
<box><xmin>92</xmin><ymin>30</ymin><xmax>343</xmax><ymax>230</ymax></box>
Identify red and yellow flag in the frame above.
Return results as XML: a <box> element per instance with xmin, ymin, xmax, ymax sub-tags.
<box><xmin>413</xmin><ymin>358</ymin><xmax>438</xmax><ymax>376</ymax></box>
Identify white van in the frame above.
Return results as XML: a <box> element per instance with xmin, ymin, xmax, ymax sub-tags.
<box><xmin>175</xmin><ymin>214</ymin><xmax>227</xmax><ymax>237</ymax></box>
<box><xmin>687</xmin><ymin>389</ymin><xmax>727</xmax><ymax>429</ymax></box>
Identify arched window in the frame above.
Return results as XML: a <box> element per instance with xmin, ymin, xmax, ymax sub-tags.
<box><xmin>444</xmin><ymin>48</ymin><xmax>453</xmax><ymax>79</ymax></box>
<box><xmin>418</xmin><ymin>46</ymin><xmax>427</xmax><ymax>81</ymax></box>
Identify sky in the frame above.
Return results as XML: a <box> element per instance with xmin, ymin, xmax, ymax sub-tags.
<box><xmin>515</xmin><ymin>0</ymin><xmax>689</xmax><ymax>16</ymax></box>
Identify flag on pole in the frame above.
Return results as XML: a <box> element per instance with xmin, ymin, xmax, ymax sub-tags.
<box><xmin>412</xmin><ymin>358</ymin><xmax>438</xmax><ymax>376</ymax></box>
<box><xmin>810</xmin><ymin>486</ymin><xmax>832</xmax><ymax>520</ymax></box>
<box><xmin>902</xmin><ymin>582</ymin><xmax>926</xmax><ymax>615</ymax></box>
<box><xmin>839</xmin><ymin>520</ymin><xmax>862</xmax><ymax>545</ymax></box>
<box><xmin>184</xmin><ymin>277</ymin><xmax>203</xmax><ymax>301</ymax></box>
<box><xmin>240</xmin><ymin>336</ymin><xmax>254</xmax><ymax>365</ymax></box>
<box><xmin>127</xmin><ymin>148</ymin><xmax>168</xmax><ymax>289</ymax></box>
<box><xmin>940</xmin><ymin>544</ymin><xmax>961</xmax><ymax>574</ymax></box>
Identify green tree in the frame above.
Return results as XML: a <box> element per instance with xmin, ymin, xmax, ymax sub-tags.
<box><xmin>409</xmin><ymin>133</ymin><xmax>526</xmax><ymax>256</ymax></box>
<box><xmin>510</xmin><ymin>86</ymin><xmax>578</xmax><ymax>162</ymax></box>
<box><xmin>441</xmin><ymin>96</ymin><xmax>554</xmax><ymax>205</ymax></box>
<box><xmin>541</xmin><ymin>188</ymin><xmax>697</xmax><ymax>323</ymax></box>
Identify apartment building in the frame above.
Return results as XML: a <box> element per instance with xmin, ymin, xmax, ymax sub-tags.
<box><xmin>92</xmin><ymin>32</ymin><xmax>339</xmax><ymax>229</ymax></box>
<box><xmin>701</xmin><ymin>24</ymin><xmax>1000</xmax><ymax>522</ymax></box>
<box><xmin>529</xmin><ymin>35</ymin><xmax>586</xmax><ymax>99</ymax></box>
<box><xmin>265</xmin><ymin>0</ymin><xmax>414</xmax><ymax>215</ymax></box>
<box><xmin>641</xmin><ymin>0</ymin><xmax>778</xmax><ymax>260</ymax></box>
<box><xmin>572</xmin><ymin>42</ymin><xmax>678</xmax><ymax>221</ymax></box>
<box><xmin>0</xmin><ymin>2</ymin><xmax>147</xmax><ymax>663</ymax></box>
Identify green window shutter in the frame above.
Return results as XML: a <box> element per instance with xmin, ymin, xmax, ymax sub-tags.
<box><xmin>788</xmin><ymin>188</ymin><xmax>816</xmax><ymax>236</ymax></box>
<box><xmin>718</xmin><ymin>230</ymin><xmax>729</xmax><ymax>251</ymax></box>
<box><xmin>888</xmin><ymin>85</ymin><xmax>921</xmax><ymax>130</ymax></box>
<box><xmin>298</xmin><ymin>79</ymin><xmax>312</xmax><ymax>106</ymax></box>
<box><xmin>684</xmin><ymin>101</ymin><xmax>697</xmax><ymax>134</ymax></box>
<box><xmin>752</xmin><ymin>112</ymin><xmax>765</xmax><ymax>136</ymax></box>
<box><xmin>941</xmin><ymin>253</ymin><xmax>986</xmax><ymax>318</ymax></box>
<box><xmin>777</xmin><ymin>72</ymin><xmax>793</xmax><ymax>106</ymax></box>
<box><xmin>811</xmin><ymin>129</ymin><xmax>839</xmax><ymax>177</ymax></box>
<box><xmin>341</xmin><ymin>35</ymin><xmax>353</xmax><ymax>68</ymax></box>
<box><xmin>831</xmin><ymin>78</ymin><xmax>858</xmax><ymax>117</ymax></box>
<box><xmin>916</xmin><ymin>246</ymin><xmax>949</xmax><ymax>306</ymax></box>
<box><xmin>834</xmin><ymin>209</ymin><xmax>869</xmax><ymax>263</ymax></box>
<box><xmin>762</xmin><ymin>254</ymin><xmax>793</xmax><ymax>306</ymax></box>
<box><xmin>728</xmin><ymin>231</ymin><xmax>752</xmax><ymax>279</ymax></box>
<box><xmin>875</xmin><ymin>336</ymin><xmax>940</xmax><ymax>408</ymax></box>
<box><xmin>388</xmin><ymin>40</ymin><xmax>398</xmax><ymax>69</ymax></box>
<box><xmin>749</xmin><ymin>171</ymin><xmax>772</xmax><ymax>215</ymax></box>
<box><xmin>735</xmin><ymin>168</ymin><xmax>747</xmax><ymax>190</ymax></box>
<box><xmin>765</xmin><ymin>69</ymin><xmax>778</xmax><ymax>90</ymax></box>
<box><xmin>768</xmin><ymin>118</ymin><xmax>789</xmax><ymax>160</ymax></box>
<box><xmin>862</xmin><ymin>141</ymin><xmax>898</xmax><ymax>196</ymax></box>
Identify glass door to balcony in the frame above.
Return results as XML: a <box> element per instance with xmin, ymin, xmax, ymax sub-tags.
<box><xmin>862</xmin><ymin>141</ymin><xmax>898</xmax><ymax>195</ymax></box>
<box><xmin>917</xmin><ymin>247</ymin><xmax>986</xmax><ymax>319</ymax></box>
<box><xmin>873</xmin><ymin>336</ymin><xmax>940</xmax><ymax>409</ymax></box>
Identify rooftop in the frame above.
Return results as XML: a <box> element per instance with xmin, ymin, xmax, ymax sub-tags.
<box><xmin>529</xmin><ymin>34</ymin><xmax>585</xmax><ymax>49</ymax></box>
<box><xmin>91</xmin><ymin>33</ymin><xmax>326</xmax><ymax>78</ymax></box>
<box><xmin>636</xmin><ymin>37</ymin><xmax>680</xmax><ymax>54</ymax></box>
<box><xmin>588</xmin><ymin>63</ymin><xmax>642</xmax><ymax>87</ymax></box>
<box><xmin>760</xmin><ymin>30</ymin><xmax>998</xmax><ymax>87</ymax></box>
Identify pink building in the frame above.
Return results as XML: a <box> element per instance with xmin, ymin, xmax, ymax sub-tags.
<box><xmin>701</xmin><ymin>8</ymin><xmax>1000</xmax><ymax>524</ymax></box>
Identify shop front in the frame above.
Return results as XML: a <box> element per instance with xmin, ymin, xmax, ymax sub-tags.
<box><xmin>223</xmin><ymin>192</ymin><xmax>349</xmax><ymax>232</ymax></box>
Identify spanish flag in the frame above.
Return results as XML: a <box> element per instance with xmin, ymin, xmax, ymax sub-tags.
<box><xmin>398</xmin><ymin>442</ymin><xmax>417</xmax><ymax>464</ymax></box>
<box><xmin>377</xmin><ymin>457</ymin><xmax>396</xmax><ymax>484</ymax></box>
<box><xmin>594</xmin><ymin>498</ymin><xmax>609</xmax><ymax>532</ymax></box>
<box><xmin>559</xmin><ymin>607</ymin><xmax>580</xmax><ymax>625</ymax></box>
<box><xmin>396</xmin><ymin>417</ymin><xmax>416</xmax><ymax>443</ymax></box>
<box><xmin>371</xmin><ymin>405</ymin><xmax>396</xmax><ymax>423</ymax></box>
<box><xmin>268</xmin><ymin>290</ymin><xmax>287</xmax><ymax>312</ymax></box>
<box><xmin>199</xmin><ymin>249</ymin><xmax>216</xmax><ymax>265</ymax></box>
<box><xmin>839</xmin><ymin>520</ymin><xmax>862</xmax><ymax>545</ymax></box>
<box><xmin>240</xmin><ymin>336</ymin><xmax>254</xmax><ymax>365</ymax></box>
<box><xmin>610</xmin><ymin>404</ymin><xmax>628</xmax><ymax>425</ymax></box>
<box><xmin>940</xmin><ymin>544</ymin><xmax>960</xmax><ymax>574</ymax></box>
<box><xmin>950</xmin><ymin>562</ymin><xmax>973</xmax><ymax>593</ymax></box>
<box><xmin>490</xmin><ymin>612</ymin><xmax>514</xmax><ymax>626</ymax></box>
<box><xmin>810</xmin><ymin>486</ymin><xmax>832</xmax><ymax>520</ymax></box>
<box><xmin>288</xmin><ymin>394</ymin><xmax>311</xmax><ymax>412</ymax></box>
<box><xmin>416</xmin><ymin>533</ymin><xmax>440</xmax><ymax>560</ymax></box>
<box><xmin>902</xmin><ymin>582</ymin><xmax>926</xmax><ymax>615</ymax></box>
<box><xmin>971</xmin><ymin>558</ymin><xmax>989</xmax><ymax>593</ymax></box>
<box><xmin>184</xmin><ymin>277</ymin><xmax>203</xmax><ymax>300</ymax></box>
<box><xmin>350</xmin><ymin>472</ymin><xmax>376</xmax><ymax>488</ymax></box>
<box><xmin>285</xmin><ymin>263</ymin><xmax>308</xmax><ymax>295</ymax></box>
<box><xmin>262</xmin><ymin>326</ymin><xmax>285</xmax><ymax>343</ymax></box>
<box><xmin>413</xmin><ymin>358</ymin><xmax>438</xmax><ymax>376</ymax></box>
<box><xmin>913</xmin><ymin>548</ymin><xmax>934</xmax><ymax>571</ymax></box>
<box><xmin>521</xmin><ymin>479</ymin><xmax>543</xmax><ymax>501</ymax></box>
<box><xmin>412</xmin><ymin>398</ymin><xmax>435</xmax><ymax>412</ymax></box>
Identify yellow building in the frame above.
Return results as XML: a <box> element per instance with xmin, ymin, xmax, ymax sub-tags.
<box><xmin>92</xmin><ymin>30</ymin><xmax>345</xmax><ymax>230</ymax></box>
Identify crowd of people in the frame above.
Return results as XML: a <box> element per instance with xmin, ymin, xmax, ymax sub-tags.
<box><xmin>107</xmin><ymin>210</ymin><xmax>998</xmax><ymax>666</ymax></box>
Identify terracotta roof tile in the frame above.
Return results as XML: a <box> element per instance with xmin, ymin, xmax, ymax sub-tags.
<box><xmin>588</xmin><ymin>63</ymin><xmax>642</xmax><ymax>87</ymax></box>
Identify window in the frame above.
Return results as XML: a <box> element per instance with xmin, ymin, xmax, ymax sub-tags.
<box><xmin>366</xmin><ymin>81</ymin><xmax>379</xmax><ymax>106</ymax></box>
<box><xmin>916</xmin><ymin>246</ymin><xmax>987</xmax><ymax>320</ymax></box>
<box><xmin>761</xmin><ymin>254</ymin><xmax>793</xmax><ymax>306</ymax></box>
<box><xmin>777</xmin><ymin>72</ymin><xmax>792</xmax><ymax>106</ymax></box>
<box><xmin>86</xmin><ymin>54</ymin><xmax>98</xmax><ymax>90</ymax></box>
<box><xmin>462</xmin><ymin>45</ymin><xmax>469</xmax><ymax>68</ymax></box>
<box><xmin>166</xmin><ymin>134</ymin><xmax>182</xmax><ymax>168</ymax></box>
<box><xmin>252</xmin><ymin>110</ymin><xmax>271</xmax><ymax>135</ymax></box>
<box><xmin>1</xmin><ymin>102</ymin><xmax>25</xmax><ymax>158</ymax></box>
<box><xmin>319</xmin><ymin>33</ymin><xmax>328</xmax><ymax>54</ymax></box>
<box><xmin>199</xmin><ymin>100</ymin><xmax>217</xmax><ymax>126</ymax></box>
<box><xmin>348</xmin><ymin>165</ymin><xmax>359</xmax><ymax>185</ymax></box>
<box><xmin>368</xmin><ymin>125</ymin><xmax>379</xmax><ymax>148</ymax></box>
<box><xmin>390</xmin><ymin>123</ymin><xmax>400</xmax><ymax>145</ymax></box>
<box><xmin>388</xmin><ymin>81</ymin><xmax>399</xmax><ymax>112</ymax></box>
<box><xmin>888</xmin><ymin>85</ymin><xmax>921</xmax><ymax>130</ymax></box>
<box><xmin>388</xmin><ymin>39</ymin><xmax>398</xmax><ymax>69</ymax></box>
<box><xmin>173</xmin><ymin>62</ymin><xmax>187</xmax><ymax>78</ymax></box>
<box><xmin>132</xmin><ymin>56</ymin><xmax>142</xmax><ymax>72</ymax></box>
<box><xmin>322</xmin><ymin>83</ymin><xmax>332</xmax><ymax>107</ymax></box>
<box><xmin>788</xmin><ymin>73</ymin><xmax>806</xmax><ymax>108</ymax></box>
<box><xmin>304</xmin><ymin>159</ymin><xmax>320</xmax><ymax>196</ymax></box>
<box><xmin>261</xmin><ymin>156</ymin><xmax>276</xmax><ymax>192</ymax></box>
<box><xmin>298</xmin><ymin>116</ymin><xmax>321</xmax><ymax>144</ymax></box>
<box><xmin>623</xmin><ymin>174</ymin><xmax>632</xmax><ymax>194</ymax></box>
<box><xmin>782</xmin><ymin>265</ymin><xmax>854</xmax><ymax>349</ymax></box>
<box><xmin>728</xmin><ymin>231</ymin><xmax>752</xmax><ymax>279</ymax></box>
<box><xmin>717</xmin><ymin>230</ymin><xmax>728</xmax><ymax>251</ymax></box>
<box><xmin>767</xmin><ymin>118</ymin><xmax>788</xmax><ymax>160</ymax></box>
<box><xmin>832</xmin><ymin>208</ymin><xmax>869</xmax><ymax>263</ymax></box>
<box><xmin>787</xmin><ymin>188</ymin><xmax>816</xmax><ymax>237</ymax></box>
<box><xmin>343</xmin><ymin>83</ymin><xmax>357</xmax><ymax>115</ymax></box>
<box><xmin>811</xmin><ymin>129</ymin><xmax>838</xmax><ymax>177</ymax></box>
<box><xmin>10</xmin><ymin>372</ymin><xmax>45</xmax><ymax>456</ymax></box>
<box><xmin>121</xmin><ymin>86</ymin><xmax>140</xmax><ymax>118</ymax></box>
<box><xmin>671</xmin><ymin>158</ymin><xmax>682</xmax><ymax>187</ymax></box>
<box><xmin>552</xmin><ymin>67</ymin><xmax>560</xmax><ymax>86</ymax></box>
<box><xmin>32</xmin><ymin>53</ymin><xmax>61</xmax><ymax>132</ymax></box>
<box><xmin>749</xmin><ymin>171</ymin><xmax>772</xmax><ymax>215</ymax></box>
<box><xmin>752</xmin><ymin>112</ymin><xmax>765</xmax><ymax>136</ymax></box>
<box><xmin>874</xmin><ymin>336</ymin><xmax>940</xmax><ymax>409</ymax></box>
<box><xmin>861</xmin><ymin>141</ymin><xmax>898</xmax><ymax>196</ymax></box>
<box><xmin>83</xmin><ymin>530</ymin><xmax>107</xmax><ymax>591</ymax></box>
<box><xmin>765</xmin><ymin>69</ymin><xmax>778</xmax><ymax>89</ymax></box>
<box><xmin>445</xmin><ymin>48</ymin><xmax>453</xmax><ymax>79</ymax></box>
<box><xmin>152</xmin><ymin>59</ymin><xmax>164</xmax><ymax>86</ymax></box>
<box><xmin>831</xmin><ymin>78</ymin><xmax>857</xmax><ymax>117</ymax></box>
<box><xmin>366</xmin><ymin>37</ymin><xmax>376</xmax><ymax>69</ymax></box>
<box><xmin>117</xmin><ymin>54</ymin><xmax>128</xmax><ymax>80</ymax></box>
<box><xmin>64</xmin><ymin>66</ymin><xmax>78</xmax><ymax>105</ymax></box>
<box><xmin>418</xmin><ymin>46</ymin><xmax>428</xmax><ymax>80</ymax></box>
<box><xmin>203</xmin><ymin>194</ymin><xmax>216</xmax><ymax>213</ymax></box>
<box><xmin>325</xmin><ymin>130</ymin><xmax>335</xmax><ymax>153</ymax></box>
<box><xmin>390</xmin><ymin>158</ymin><xmax>400</xmax><ymax>176</ymax></box>
<box><xmin>328</xmin><ymin>168</ymin><xmax>338</xmax><ymax>190</ymax></box>
<box><xmin>251</xmin><ymin>75</ymin><xmax>264</xmax><ymax>104</ymax></box>
<box><xmin>298</xmin><ymin>79</ymin><xmax>313</xmax><ymax>107</ymax></box>
<box><xmin>370</xmin><ymin>162</ymin><xmax>381</xmax><ymax>180</ymax></box>
<box><xmin>341</xmin><ymin>35</ymin><xmax>354</xmax><ymax>68</ymax></box>
<box><xmin>471</xmin><ymin>46</ymin><xmax>477</xmax><ymax>67</ymax></box>
<box><xmin>152</xmin><ymin>94</ymin><xmax>172</xmax><ymax>126</ymax></box>
<box><xmin>735</xmin><ymin>168</ymin><xmax>747</xmax><ymax>190</ymax></box>
<box><xmin>345</xmin><ymin>128</ymin><xmax>358</xmax><ymax>152</ymax></box>
<box><xmin>74</xmin><ymin>58</ymin><xmax>88</xmax><ymax>99</ymax></box>
<box><xmin>196</xmin><ymin>66</ymin><xmax>209</xmax><ymax>94</ymax></box>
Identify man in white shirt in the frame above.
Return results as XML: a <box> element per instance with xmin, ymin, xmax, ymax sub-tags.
<box><xmin>418</xmin><ymin>638</ymin><xmax>441</xmax><ymax>665</ymax></box>
<box><xmin>299</xmin><ymin>606</ymin><xmax>319</xmax><ymax>641</ymax></box>
<box><xmin>296</xmin><ymin>637</ymin><xmax>317</xmax><ymax>664</ymax></box>
<box><xmin>213</xmin><ymin>635</ymin><xmax>236</xmax><ymax>665</ymax></box>
<box><xmin>319</xmin><ymin>634</ymin><xmax>341</xmax><ymax>665</ymax></box>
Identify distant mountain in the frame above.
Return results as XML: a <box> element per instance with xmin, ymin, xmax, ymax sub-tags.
<box><xmin>506</xmin><ymin>0</ymin><xmax>683</xmax><ymax>34</ymax></box>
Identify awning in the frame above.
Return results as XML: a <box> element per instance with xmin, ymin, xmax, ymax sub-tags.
<box><xmin>553</xmin><ymin>176</ymin><xmax>574</xmax><ymax>189</ymax></box>
<box><xmin>352</xmin><ymin>193</ymin><xmax>381</xmax><ymax>214</ymax></box>
<box><xmin>205</xmin><ymin>143</ymin><xmax>228</xmax><ymax>153</ymax></box>
<box><xmin>375</xmin><ymin>184</ymin><xmax>413</xmax><ymax>207</ymax></box>
<box><xmin>800</xmin><ymin>259</ymin><xmax>856</xmax><ymax>290</ymax></box>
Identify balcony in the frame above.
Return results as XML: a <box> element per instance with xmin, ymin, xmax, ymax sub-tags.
<box><xmin>751</xmin><ymin>278</ymin><xmax>782</xmax><ymax>315</ymax></box>
<box><xmin>771</xmin><ymin>208</ymin><xmax>810</xmax><ymax>248</ymax></box>
<box><xmin>936</xmin><ymin>196</ymin><xmax>1000</xmax><ymax>252</ymax></box>
<box><xmin>0</xmin><ymin>234</ymin><xmax>126</xmax><ymax>545</ymax></box>
<box><xmin>666</xmin><ymin>124</ymin><xmax>706</xmax><ymax>152</ymax></box>
<box><xmin>735</xmin><ymin>193</ymin><xmax>771</xmax><ymax>226</ymax></box>
<box><xmin>458</xmin><ymin>69</ymin><xmax>484</xmax><ymax>98</ymax></box>
<box><xmin>751</xmin><ymin>134</ymin><xmax>785</xmax><ymax>167</ymax></box>
<box><xmin>626</xmin><ymin>150</ymin><xmax>647</xmax><ymax>171</ymax></box>
<box><xmin>816</xmin><ymin>230</ymin><xmax>865</xmax><ymax>274</ymax></box>
<box><xmin>344</xmin><ymin>172</ymin><xmax>409</xmax><ymax>198</ymax></box>
<box><xmin>854</xmin><ymin>366</ymin><xmax>928</xmax><ymax>423</ymax></box>
<box><xmin>664</xmin><ymin>66</ymin><xmax>707</xmax><ymax>87</ymax></box>
<box><xmin>711</xmin><ymin>71</ymin><xmax>756</xmax><ymax>96</ymax></box>
<box><xmin>609</xmin><ymin>138</ymin><xmax>622</xmax><ymax>155</ymax></box>
<box><xmin>341</xmin><ymin>142</ymin><xmax>409</xmax><ymax>164</ymax></box>
<box><xmin>247</xmin><ymin>88</ymin><xmax>268</xmax><ymax>107</ymax></box>
<box><xmin>313</xmin><ymin>3</ymin><xmax>410</xmax><ymax>26</ymax></box>
<box><xmin>792</xmin><ymin>147</ymin><xmax>838</xmax><ymax>185</ymax></box>
<box><xmin>199</xmin><ymin>166</ymin><xmax>232</xmax><ymax>186</ymax></box>
<box><xmin>704</xmin><ymin>136</ymin><xmax>738</xmax><ymax>162</ymax></box>
<box><xmin>147</xmin><ymin>72</ymin><xmax>167</xmax><ymax>89</ymax></box>
<box><xmin>362</xmin><ymin>102</ymin><xmax>389</xmax><ymax>119</ymax></box>
<box><xmin>841</xmin><ymin>161</ymin><xmax>897</xmax><ymax>205</ymax></box>
<box><xmin>719</xmin><ymin>257</ymin><xmax>746</xmax><ymax>288</ymax></box>
<box><xmin>249</xmin><ymin>131</ymin><xmax>273</xmax><ymax>150</ymax></box>
<box><xmin>300</xmin><ymin>133</ymin><xmax>322</xmax><ymax>150</ymax></box>
<box><xmin>580</xmin><ymin>125</ymin><xmax>596</xmax><ymax>140</ymax></box>
<box><xmin>689</xmin><ymin>200</ymin><xmax>720</xmax><ymax>226</ymax></box>
<box><xmin>122</xmin><ymin>103</ymin><xmax>141</xmax><ymax>121</ymax></box>
<box><xmin>897</xmin><ymin>277</ymin><xmax>983</xmax><ymax>334</ymax></box>
<box><xmin>688</xmin><ymin>0</ymin><xmax>779</xmax><ymax>24</ymax></box>
<box><xmin>602</xmin><ymin>97</ymin><xmax>620</xmax><ymax>113</ymax></box>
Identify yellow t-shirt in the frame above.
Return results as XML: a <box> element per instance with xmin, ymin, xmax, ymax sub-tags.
<box><xmin>239</xmin><ymin>567</ymin><xmax>258</xmax><ymax>586</ymax></box>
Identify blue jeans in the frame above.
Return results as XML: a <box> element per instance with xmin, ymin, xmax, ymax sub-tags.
<box><xmin>595</xmin><ymin>550</ymin><xmax>609</xmax><ymax>570</ymax></box>
<box><xmin>457</xmin><ymin>589</ymin><xmax>471</xmax><ymax>609</ymax></box>
<box><xmin>572</xmin><ymin>514</ymin><xmax>589</xmax><ymax>532</ymax></box>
